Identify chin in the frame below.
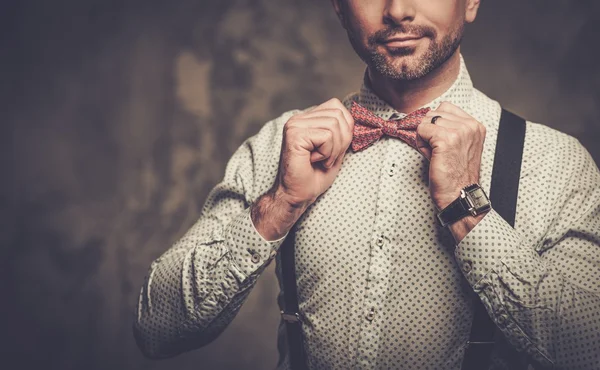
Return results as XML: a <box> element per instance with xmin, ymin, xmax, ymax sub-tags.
<box><xmin>386</xmin><ymin>52</ymin><xmax>422</xmax><ymax>70</ymax></box>
<box><xmin>372</xmin><ymin>55</ymin><xmax>427</xmax><ymax>81</ymax></box>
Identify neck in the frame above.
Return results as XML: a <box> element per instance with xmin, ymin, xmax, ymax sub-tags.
<box><xmin>367</xmin><ymin>49</ymin><xmax>462</xmax><ymax>113</ymax></box>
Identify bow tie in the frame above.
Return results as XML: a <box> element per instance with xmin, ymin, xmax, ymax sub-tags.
<box><xmin>350</xmin><ymin>101</ymin><xmax>430</xmax><ymax>152</ymax></box>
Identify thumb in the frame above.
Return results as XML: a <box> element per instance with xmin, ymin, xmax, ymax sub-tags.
<box><xmin>416</xmin><ymin>123</ymin><xmax>435</xmax><ymax>161</ymax></box>
<box><xmin>310</xmin><ymin>151</ymin><xmax>327</xmax><ymax>162</ymax></box>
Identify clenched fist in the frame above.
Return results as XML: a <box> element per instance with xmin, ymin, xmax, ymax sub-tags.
<box><xmin>251</xmin><ymin>98</ymin><xmax>354</xmax><ymax>241</ymax></box>
<box><xmin>415</xmin><ymin>101</ymin><xmax>488</xmax><ymax>242</ymax></box>
<box><xmin>275</xmin><ymin>98</ymin><xmax>355</xmax><ymax>208</ymax></box>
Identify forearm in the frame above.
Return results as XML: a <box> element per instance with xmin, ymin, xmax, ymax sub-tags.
<box><xmin>134</xmin><ymin>204</ymin><xmax>287</xmax><ymax>358</ymax></box>
<box><xmin>133</xmin><ymin>240</ymin><xmax>248</xmax><ymax>358</ymax></box>
<box><xmin>479</xmin><ymin>252</ymin><xmax>600</xmax><ymax>369</ymax></box>
<box><xmin>251</xmin><ymin>186</ymin><xmax>309</xmax><ymax>241</ymax></box>
<box><xmin>455</xmin><ymin>210</ymin><xmax>600</xmax><ymax>369</ymax></box>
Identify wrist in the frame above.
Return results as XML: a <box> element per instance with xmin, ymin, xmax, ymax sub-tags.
<box><xmin>273</xmin><ymin>183</ymin><xmax>315</xmax><ymax>211</ymax></box>
<box><xmin>448</xmin><ymin>211</ymin><xmax>488</xmax><ymax>244</ymax></box>
<box><xmin>434</xmin><ymin>181</ymin><xmax>479</xmax><ymax>210</ymax></box>
<box><xmin>250</xmin><ymin>188</ymin><xmax>307</xmax><ymax>241</ymax></box>
<box><xmin>436</xmin><ymin>182</ymin><xmax>490</xmax><ymax>243</ymax></box>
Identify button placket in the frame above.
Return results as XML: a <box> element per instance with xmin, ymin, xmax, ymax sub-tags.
<box><xmin>388</xmin><ymin>163</ymin><xmax>396</xmax><ymax>177</ymax></box>
<box><xmin>375</xmin><ymin>235</ymin><xmax>385</xmax><ymax>249</ymax></box>
<box><xmin>365</xmin><ymin>307</ymin><xmax>376</xmax><ymax>322</ymax></box>
<box><xmin>356</xmin><ymin>140</ymin><xmax>394</xmax><ymax>368</ymax></box>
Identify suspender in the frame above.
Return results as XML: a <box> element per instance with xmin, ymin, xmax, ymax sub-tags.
<box><xmin>280</xmin><ymin>109</ymin><xmax>527</xmax><ymax>370</ymax></box>
<box><xmin>280</xmin><ymin>221</ymin><xmax>307</xmax><ymax>370</ymax></box>
<box><xmin>460</xmin><ymin>109</ymin><xmax>526</xmax><ymax>370</ymax></box>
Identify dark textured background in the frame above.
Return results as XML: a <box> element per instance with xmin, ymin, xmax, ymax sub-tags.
<box><xmin>2</xmin><ymin>0</ymin><xmax>599</xmax><ymax>369</ymax></box>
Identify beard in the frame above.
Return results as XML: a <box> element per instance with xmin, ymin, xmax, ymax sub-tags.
<box><xmin>348</xmin><ymin>21</ymin><xmax>464</xmax><ymax>81</ymax></box>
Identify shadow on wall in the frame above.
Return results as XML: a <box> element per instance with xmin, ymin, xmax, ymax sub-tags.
<box><xmin>2</xmin><ymin>0</ymin><xmax>599</xmax><ymax>370</ymax></box>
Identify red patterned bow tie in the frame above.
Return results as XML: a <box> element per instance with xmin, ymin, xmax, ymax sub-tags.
<box><xmin>350</xmin><ymin>101</ymin><xmax>430</xmax><ymax>152</ymax></box>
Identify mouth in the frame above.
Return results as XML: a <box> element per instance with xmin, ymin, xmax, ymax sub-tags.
<box><xmin>381</xmin><ymin>35</ymin><xmax>423</xmax><ymax>48</ymax></box>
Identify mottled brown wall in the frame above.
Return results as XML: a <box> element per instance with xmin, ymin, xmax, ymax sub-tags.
<box><xmin>2</xmin><ymin>0</ymin><xmax>599</xmax><ymax>369</ymax></box>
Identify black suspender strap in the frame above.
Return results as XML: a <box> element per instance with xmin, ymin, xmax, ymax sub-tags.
<box><xmin>460</xmin><ymin>109</ymin><xmax>527</xmax><ymax>370</ymax></box>
<box><xmin>281</xmin><ymin>109</ymin><xmax>527</xmax><ymax>370</ymax></box>
<box><xmin>489</xmin><ymin>109</ymin><xmax>526</xmax><ymax>228</ymax></box>
<box><xmin>280</xmin><ymin>223</ymin><xmax>308</xmax><ymax>370</ymax></box>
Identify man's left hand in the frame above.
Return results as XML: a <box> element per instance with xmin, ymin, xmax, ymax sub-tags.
<box><xmin>415</xmin><ymin>102</ymin><xmax>488</xmax><ymax>241</ymax></box>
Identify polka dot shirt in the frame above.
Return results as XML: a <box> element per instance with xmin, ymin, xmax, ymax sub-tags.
<box><xmin>133</xmin><ymin>55</ymin><xmax>600</xmax><ymax>370</ymax></box>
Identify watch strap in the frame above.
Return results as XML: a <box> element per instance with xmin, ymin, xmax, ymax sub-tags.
<box><xmin>436</xmin><ymin>194</ymin><xmax>470</xmax><ymax>227</ymax></box>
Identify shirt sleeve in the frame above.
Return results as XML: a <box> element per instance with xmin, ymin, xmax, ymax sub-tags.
<box><xmin>132</xmin><ymin>112</ymin><xmax>297</xmax><ymax>359</ymax></box>
<box><xmin>454</xmin><ymin>137</ymin><xmax>600</xmax><ymax>369</ymax></box>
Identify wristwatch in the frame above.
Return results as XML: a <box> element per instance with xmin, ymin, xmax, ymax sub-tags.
<box><xmin>436</xmin><ymin>183</ymin><xmax>491</xmax><ymax>227</ymax></box>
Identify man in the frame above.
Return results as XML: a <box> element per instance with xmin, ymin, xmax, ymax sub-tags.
<box><xmin>133</xmin><ymin>0</ymin><xmax>600</xmax><ymax>369</ymax></box>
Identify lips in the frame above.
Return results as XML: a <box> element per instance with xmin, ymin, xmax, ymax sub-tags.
<box><xmin>383</xmin><ymin>36</ymin><xmax>422</xmax><ymax>43</ymax></box>
<box><xmin>381</xmin><ymin>35</ymin><xmax>423</xmax><ymax>48</ymax></box>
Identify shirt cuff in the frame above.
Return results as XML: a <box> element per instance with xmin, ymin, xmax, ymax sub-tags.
<box><xmin>225</xmin><ymin>206</ymin><xmax>288</xmax><ymax>278</ymax></box>
<box><xmin>454</xmin><ymin>208</ymin><xmax>523</xmax><ymax>288</ymax></box>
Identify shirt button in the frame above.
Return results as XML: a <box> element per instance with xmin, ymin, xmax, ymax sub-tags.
<box><xmin>388</xmin><ymin>163</ymin><xmax>397</xmax><ymax>177</ymax></box>
<box><xmin>497</xmin><ymin>312</ymin><xmax>508</xmax><ymax>327</ymax></box>
<box><xmin>251</xmin><ymin>252</ymin><xmax>261</xmax><ymax>264</ymax></box>
<box><xmin>375</xmin><ymin>236</ymin><xmax>385</xmax><ymax>248</ymax></box>
<box><xmin>463</xmin><ymin>260</ymin><xmax>472</xmax><ymax>273</ymax></box>
<box><xmin>366</xmin><ymin>307</ymin><xmax>376</xmax><ymax>322</ymax></box>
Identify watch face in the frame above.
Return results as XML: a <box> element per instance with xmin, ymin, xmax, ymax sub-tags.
<box><xmin>466</xmin><ymin>187</ymin><xmax>490</xmax><ymax>210</ymax></box>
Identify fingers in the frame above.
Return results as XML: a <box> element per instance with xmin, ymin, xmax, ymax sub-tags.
<box><xmin>305</xmin><ymin>128</ymin><xmax>335</xmax><ymax>164</ymax></box>
<box><xmin>317</xmin><ymin>98</ymin><xmax>355</xmax><ymax>132</ymax></box>
<box><xmin>417</xmin><ymin>105</ymin><xmax>486</xmax><ymax>161</ymax></box>
<box><xmin>424</xmin><ymin>109</ymin><xmax>486</xmax><ymax>140</ymax></box>
<box><xmin>301</xmin><ymin>98</ymin><xmax>354</xmax><ymax>138</ymax></box>
<box><xmin>289</xmin><ymin>98</ymin><xmax>354</xmax><ymax>168</ymax></box>
<box><xmin>427</xmin><ymin>102</ymin><xmax>485</xmax><ymax>133</ymax></box>
<box><xmin>300</xmin><ymin>110</ymin><xmax>351</xmax><ymax>150</ymax></box>
<box><xmin>303</xmin><ymin>118</ymin><xmax>343</xmax><ymax>167</ymax></box>
<box><xmin>434</xmin><ymin>101</ymin><xmax>471</xmax><ymax>119</ymax></box>
<box><xmin>416</xmin><ymin>122</ymin><xmax>436</xmax><ymax>160</ymax></box>
<box><xmin>424</xmin><ymin>112</ymin><xmax>464</xmax><ymax>131</ymax></box>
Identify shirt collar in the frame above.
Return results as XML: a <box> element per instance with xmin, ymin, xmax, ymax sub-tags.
<box><xmin>344</xmin><ymin>54</ymin><xmax>474</xmax><ymax>120</ymax></box>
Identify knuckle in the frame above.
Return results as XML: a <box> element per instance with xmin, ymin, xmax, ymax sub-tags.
<box><xmin>283</xmin><ymin>122</ymin><xmax>291</xmax><ymax>135</ymax></box>
<box><xmin>284</xmin><ymin>118</ymin><xmax>298</xmax><ymax>130</ymax></box>
<box><xmin>324</xmin><ymin>116</ymin><xmax>340</xmax><ymax>130</ymax></box>
<box><xmin>331</xmin><ymin>98</ymin><xmax>346</xmax><ymax>110</ymax></box>
<box><xmin>333</xmin><ymin>108</ymin><xmax>345</xmax><ymax>120</ymax></box>
<box><xmin>284</xmin><ymin>122</ymin><xmax>304</xmax><ymax>138</ymax></box>
<box><xmin>446</xmin><ymin>130</ymin><xmax>460</xmax><ymax>144</ymax></box>
<box><xmin>285</xmin><ymin>128</ymin><xmax>299</xmax><ymax>142</ymax></box>
<box><xmin>324</xmin><ymin>97</ymin><xmax>342</xmax><ymax>108</ymax></box>
<box><xmin>329</xmin><ymin>115</ymin><xmax>341</xmax><ymax>124</ymax></box>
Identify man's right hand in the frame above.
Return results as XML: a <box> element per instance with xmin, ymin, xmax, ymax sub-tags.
<box><xmin>251</xmin><ymin>98</ymin><xmax>354</xmax><ymax>241</ymax></box>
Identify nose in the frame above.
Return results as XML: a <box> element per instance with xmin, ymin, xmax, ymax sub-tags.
<box><xmin>383</xmin><ymin>0</ymin><xmax>417</xmax><ymax>25</ymax></box>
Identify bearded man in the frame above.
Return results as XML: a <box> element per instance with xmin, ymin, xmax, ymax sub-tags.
<box><xmin>133</xmin><ymin>1</ymin><xmax>600</xmax><ymax>369</ymax></box>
